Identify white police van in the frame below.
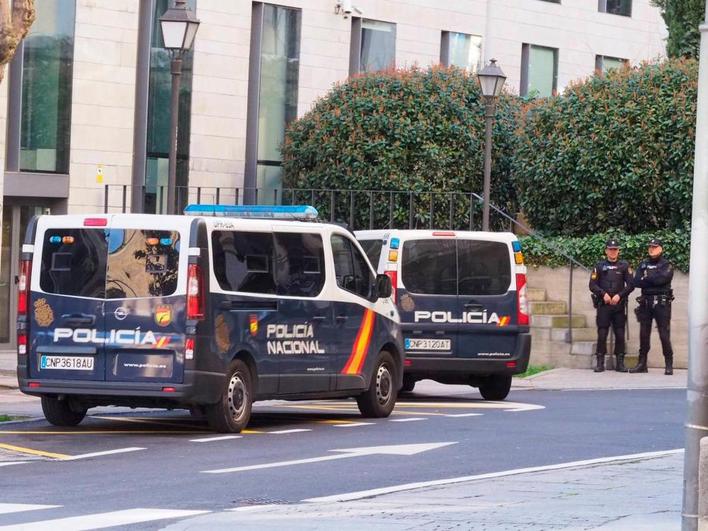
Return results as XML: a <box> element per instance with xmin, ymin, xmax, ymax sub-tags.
<box><xmin>17</xmin><ymin>206</ymin><xmax>403</xmax><ymax>432</ymax></box>
<box><xmin>356</xmin><ymin>230</ymin><xmax>531</xmax><ymax>400</ymax></box>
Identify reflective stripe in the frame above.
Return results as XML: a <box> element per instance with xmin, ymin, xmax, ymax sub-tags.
<box><xmin>341</xmin><ymin>309</ymin><xmax>375</xmax><ymax>375</ymax></box>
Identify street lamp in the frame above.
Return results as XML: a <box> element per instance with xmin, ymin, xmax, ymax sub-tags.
<box><xmin>160</xmin><ymin>0</ymin><xmax>200</xmax><ymax>215</ymax></box>
<box><xmin>476</xmin><ymin>59</ymin><xmax>506</xmax><ymax>232</ymax></box>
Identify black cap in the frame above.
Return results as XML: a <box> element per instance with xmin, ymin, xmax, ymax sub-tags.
<box><xmin>605</xmin><ymin>239</ymin><xmax>620</xmax><ymax>249</ymax></box>
<box><xmin>648</xmin><ymin>238</ymin><xmax>663</xmax><ymax>247</ymax></box>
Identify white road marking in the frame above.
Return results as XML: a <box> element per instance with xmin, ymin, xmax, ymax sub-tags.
<box><xmin>0</xmin><ymin>462</ymin><xmax>28</xmax><ymax>468</ymax></box>
<box><xmin>268</xmin><ymin>429</ymin><xmax>312</xmax><ymax>434</ymax></box>
<box><xmin>229</xmin><ymin>504</ymin><xmax>284</xmax><ymax>512</ymax></box>
<box><xmin>332</xmin><ymin>422</ymin><xmax>374</xmax><ymax>428</ymax></box>
<box><xmin>190</xmin><ymin>435</ymin><xmax>242</xmax><ymax>443</ymax></box>
<box><xmin>304</xmin><ymin>448</ymin><xmax>685</xmax><ymax>503</ymax></box>
<box><xmin>0</xmin><ymin>508</ymin><xmax>210</xmax><ymax>531</ymax></box>
<box><xmin>389</xmin><ymin>418</ymin><xmax>426</xmax><ymax>422</ymax></box>
<box><xmin>64</xmin><ymin>447</ymin><xmax>145</xmax><ymax>461</ymax></box>
<box><xmin>444</xmin><ymin>413</ymin><xmax>483</xmax><ymax>418</ymax></box>
<box><xmin>203</xmin><ymin>442</ymin><xmax>457</xmax><ymax>475</ymax></box>
<box><xmin>0</xmin><ymin>504</ymin><xmax>60</xmax><ymax>515</ymax></box>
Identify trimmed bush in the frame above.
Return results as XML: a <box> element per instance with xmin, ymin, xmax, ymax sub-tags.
<box><xmin>514</xmin><ymin>59</ymin><xmax>697</xmax><ymax>236</ymax></box>
<box><xmin>282</xmin><ymin>66</ymin><xmax>520</xmax><ymax>229</ymax></box>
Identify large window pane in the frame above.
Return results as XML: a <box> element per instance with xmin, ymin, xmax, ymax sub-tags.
<box><xmin>401</xmin><ymin>240</ymin><xmax>457</xmax><ymax>295</ymax></box>
<box><xmin>20</xmin><ymin>0</ymin><xmax>75</xmax><ymax>173</ymax></box>
<box><xmin>446</xmin><ymin>32</ymin><xmax>482</xmax><ymax>72</ymax></box>
<box><xmin>527</xmin><ymin>45</ymin><xmax>557</xmax><ymax>98</ymax></box>
<box><xmin>145</xmin><ymin>0</ymin><xmax>196</xmax><ymax>214</ymax></box>
<box><xmin>256</xmin><ymin>5</ymin><xmax>301</xmax><ymax>202</ymax></box>
<box><xmin>360</xmin><ymin>20</ymin><xmax>395</xmax><ymax>73</ymax></box>
<box><xmin>457</xmin><ymin>240</ymin><xmax>511</xmax><ymax>295</ymax></box>
<box><xmin>598</xmin><ymin>55</ymin><xmax>626</xmax><ymax>73</ymax></box>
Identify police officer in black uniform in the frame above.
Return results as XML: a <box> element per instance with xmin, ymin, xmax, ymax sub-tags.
<box><xmin>630</xmin><ymin>238</ymin><xmax>675</xmax><ymax>375</ymax></box>
<box><xmin>588</xmin><ymin>239</ymin><xmax>634</xmax><ymax>372</ymax></box>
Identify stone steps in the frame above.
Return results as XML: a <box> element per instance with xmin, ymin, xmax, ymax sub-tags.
<box><xmin>527</xmin><ymin>288</ymin><xmax>547</xmax><ymax>302</ymax></box>
<box><xmin>531</xmin><ymin>314</ymin><xmax>587</xmax><ymax>329</ymax></box>
<box><xmin>529</xmin><ymin>300</ymin><xmax>567</xmax><ymax>315</ymax></box>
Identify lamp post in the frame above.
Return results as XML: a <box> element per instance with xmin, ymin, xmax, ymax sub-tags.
<box><xmin>160</xmin><ymin>0</ymin><xmax>200</xmax><ymax>215</ymax></box>
<box><xmin>476</xmin><ymin>59</ymin><xmax>506</xmax><ymax>232</ymax></box>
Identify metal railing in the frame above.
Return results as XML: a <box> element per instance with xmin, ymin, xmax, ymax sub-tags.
<box><xmin>104</xmin><ymin>184</ymin><xmax>591</xmax><ymax>344</ymax></box>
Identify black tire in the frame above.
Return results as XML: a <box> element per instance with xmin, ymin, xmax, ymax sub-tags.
<box><xmin>41</xmin><ymin>396</ymin><xmax>87</xmax><ymax>427</ymax></box>
<box><xmin>478</xmin><ymin>375</ymin><xmax>512</xmax><ymax>401</ymax></box>
<box><xmin>357</xmin><ymin>351</ymin><xmax>397</xmax><ymax>418</ymax></box>
<box><xmin>401</xmin><ymin>375</ymin><xmax>416</xmax><ymax>393</ymax></box>
<box><xmin>207</xmin><ymin>359</ymin><xmax>253</xmax><ymax>433</ymax></box>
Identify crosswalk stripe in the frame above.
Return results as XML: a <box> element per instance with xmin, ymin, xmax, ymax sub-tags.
<box><xmin>0</xmin><ymin>504</ymin><xmax>60</xmax><ymax>515</ymax></box>
<box><xmin>0</xmin><ymin>508</ymin><xmax>210</xmax><ymax>530</ymax></box>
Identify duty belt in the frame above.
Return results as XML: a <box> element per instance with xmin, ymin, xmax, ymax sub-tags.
<box><xmin>637</xmin><ymin>292</ymin><xmax>674</xmax><ymax>306</ymax></box>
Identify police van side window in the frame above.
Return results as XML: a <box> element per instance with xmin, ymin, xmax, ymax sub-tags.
<box><xmin>401</xmin><ymin>239</ymin><xmax>457</xmax><ymax>295</ymax></box>
<box><xmin>40</xmin><ymin>229</ymin><xmax>107</xmax><ymax>298</ymax></box>
<box><xmin>360</xmin><ymin>239</ymin><xmax>383</xmax><ymax>269</ymax></box>
<box><xmin>331</xmin><ymin>234</ymin><xmax>374</xmax><ymax>299</ymax></box>
<box><xmin>457</xmin><ymin>240</ymin><xmax>511</xmax><ymax>295</ymax></box>
<box><xmin>212</xmin><ymin>231</ymin><xmax>325</xmax><ymax>297</ymax></box>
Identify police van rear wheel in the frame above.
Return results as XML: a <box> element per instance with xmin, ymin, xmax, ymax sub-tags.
<box><xmin>207</xmin><ymin>360</ymin><xmax>253</xmax><ymax>433</ymax></box>
<box><xmin>41</xmin><ymin>396</ymin><xmax>87</xmax><ymax>427</ymax></box>
<box><xmin>357</xmin><ymin>351</ymin><xmax>397</xmax><ymax>418</ymax></box>
<box><xmin>478</xmin><ymin>375</ymin><xmax>512</xmax><ymax>401</ymax></box>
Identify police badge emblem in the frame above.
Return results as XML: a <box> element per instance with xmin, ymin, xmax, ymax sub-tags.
<box><xmin>400</xmin><ymin>294</ymin><xmax>415</xmax><ymax>312</ymax></box>
<box><xmin>155</xmin><ymin>305</ymin><xmax>172</xmax><ymax>327</ymax></box>
<box><xmin>33</xmin><ymin>298</ymin><xmax>54</xmax><ymax>327</ymax></box>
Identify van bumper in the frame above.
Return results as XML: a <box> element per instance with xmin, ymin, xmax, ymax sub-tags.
<box><xmin>404</xmin><ymin>333</ymin><xmax>531</xmax><ymax>377</ymax></box>
<box><xmin>17</xmin><ymin>370</ymin><xmax>225</xmax><ymax>406</ymax></box>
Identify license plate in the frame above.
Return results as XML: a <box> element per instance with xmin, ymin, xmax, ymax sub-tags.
<box><xmin>405</xmin><ymin>338</ymin><xmax>451</xmax><ymax>351</ymax></box>
<box><xmin>40</xmin><ymin>355</ymin><xmax>94</xmax><ymax>371</ymax></box>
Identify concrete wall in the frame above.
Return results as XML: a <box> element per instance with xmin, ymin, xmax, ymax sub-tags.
<box><xmin>527</xmin><ymin>265</ymin><xmax>689</xmax><ymax>369</ymax></box>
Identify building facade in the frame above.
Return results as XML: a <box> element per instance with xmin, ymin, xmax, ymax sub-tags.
<box><xmin>0</xmin><ymin>0</ymin><xmax>666</xmax><ymax>346</ymax></box>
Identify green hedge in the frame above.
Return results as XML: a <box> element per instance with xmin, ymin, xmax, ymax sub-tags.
<box><xmin>514</xmin><ymin>59</ymin><xmax>697</xmax><ymax>236</ymax></box>
<box><xmin>520</xmin><ymin>229</ymin><xmax>690</xmax><ymax>273</ymax></box>
<box><xmin>282</xmin><ymin>66</ymin><xmax>520</xmax><ymax>228</ymax></box>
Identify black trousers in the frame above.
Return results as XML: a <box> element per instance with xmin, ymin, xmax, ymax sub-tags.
<box><xmin>635</xmin><ymin>300</ymin><xmax>673</xmax><ymax>358</ymax></box>
<box><xmin>596</xmin><ymin>303</ymin><xmax>626</xmax><ymax>355</ymax></box>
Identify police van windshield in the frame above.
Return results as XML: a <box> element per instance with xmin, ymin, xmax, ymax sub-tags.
<box><xmin>40</xmin><ymin>229</ymin><xmax>180</xmax><ymax>299</ymax></box>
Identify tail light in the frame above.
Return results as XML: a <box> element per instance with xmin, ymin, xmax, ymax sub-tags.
<box><xmin>187</xmin><ymin>263</ymin><xmax>204</xmax><ymax>320</ymax></box>
<box><xmin>185</xmin><ymin>337</ymin><xmax>195</xmax><ymax>360</ymax></box>
<box><xmin>384</xmin><ymin>270</ymin><xmax>398</xmax><ymax>303</ymax></box>
<box><xmin>17</xmin><ymin>259</ymin><xmax>31</xmax><ymax>317</ymax></box>
<box><xmin>17</xmin><ymin>332</ymin><xmax>27</xmax><ymax>356</ymax></box>
<box><xmin>516</xmin><ymin>273</ymin><xmax>529</xmax><ymax>326</ymax></box>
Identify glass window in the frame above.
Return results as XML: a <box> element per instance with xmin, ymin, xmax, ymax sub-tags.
<box><xmin>40</xmin><ymin>229</ymin><xmax>107</xmax><ymax>298</ymax></box>
<box><xmin>255</xmin><ymin>5</ymin><xmax>301</xmax><ymax>202</ymax></box>
<box><xmin>603</xmin><ymin>0</ymin><xmax>631</xmax><ymax>16</ymax></box>
<box><xmin>401</xmin><ymin>239</ymin><xmax>457</xmax><ymax>295</ymax></box>
<box><xmin>212</xmin><ymin>231</ymin><xmax>324</xmax><ymax>297</ymax></box>
<box><xmin>331</xmin><ymin>235</ymin><xmax>375</xmax><ymax>299</ymax></box>
<box><xmin>457</xmin><ymin>240</ymin><xmax>511</xmax><ymax>296</ymax></box>
<box><xmin>360</xmin><ymin>20</ymin><xmax>395</xmax><ymax>73</ymax></box>
<box><xmin>145</xmin><ymin>0</ymin><xmax>196</xmax><ymax>214</ymax></box>
<box><xmin>20</xmin><ymin>0</ymin><xmax>76</xmax><ymax>173</ymax></box>
<box><xmin>359</xmin><ymin>239</ymin><xmax>383</xmax><ymax>269</ymax></box>
<box><xmin>596</xmin><ymin>55</ymin><xmax>627</xmax><ymax>73</ymax></box>
<box><xmin>106</xmin><ymin>230</ymin><xmax>180</xmax><ymax>298</ymax></box>
<box><xmin>523</xmin><ymin>44</ymin><xmax>557</xmax><ymax>98</ymax></box>
<box><xmin>443</xmin><ymin>32</ymin><xmax>482</xmax><ymax>72</ymax></box>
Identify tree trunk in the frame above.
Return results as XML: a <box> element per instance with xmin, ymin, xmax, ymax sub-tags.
<box><xmin>0</xmin><ymin>0</ymin><xmax>36</xmax><ymax>84</ymax></box>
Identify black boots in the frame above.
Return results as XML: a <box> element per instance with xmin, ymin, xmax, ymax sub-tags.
<box><xmin>664</xmin><ymin>355</ymin><xmax>673</xmax><ymax>375</ymax></box>
<box><xmin>594</xmin><ymin>354</ymin><xmax>605</xmax><ymax>372</ymax></box>
<box><xmin>629</xmin><ymin>353</ymin><xmax>648</xmax><ymax>373</ymax></box>
<box><xmin>615</xmin><ymin>354</ymin><xmax>627</xmax><ymax>372</ymax></box>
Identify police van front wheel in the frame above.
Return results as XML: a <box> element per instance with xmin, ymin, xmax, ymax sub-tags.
<box><xmin>477</xmin><ymin>375</ymin><xmax>512</xmax><ymax>401</ymax></box>
<box><xmin>357</xmin><ymin>351</ymin><xmax>397</xmax><ymax>418</ymax></box>
<box><xmin>41</xmin><ymin>396</ymin><xmax>87</xmax><ymax>426</ymax></box>
<box><xmin>207</xmin><ymin>359</ymin><xmax>253</xmax><ymax>433</ymax></box>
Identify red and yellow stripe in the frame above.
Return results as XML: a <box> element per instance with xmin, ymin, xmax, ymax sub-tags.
<box><xmin>341</xmin><ymin>309</ymin><xmax>376</xmax><ymax>375</ymax></box>
<box><xmin>497</xmin><ymin>316</ymin><xmax>511</xmax><ymax>327</ymax></box>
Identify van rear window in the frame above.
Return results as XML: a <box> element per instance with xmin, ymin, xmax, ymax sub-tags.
<box><xmin>401</xmin><ymin>239</ymin><xmax>457</xmax><ymax>295</ymax></box>
<box><xmin>457</xmin><ymin>240</ymin><xmax>511</xmax><ymax>295</ymax></box>
<box><xmin>39</xmin><ymin>229</ymin><xmax>180</xmax><ymax>299</ymax></box>
<box><xmin>211</xmin><ymin>231</ymin><xmax>325</xmax><ymax>298</ymax></box>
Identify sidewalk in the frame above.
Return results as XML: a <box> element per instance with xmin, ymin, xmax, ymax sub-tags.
<box><xmin>165</xmin><ymin>450</ymin><xmax>683</xmax><ymax>530</ymax></box>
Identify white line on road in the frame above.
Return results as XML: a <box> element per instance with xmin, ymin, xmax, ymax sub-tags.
<box><xmin>0</xmin><ymin>504</ymin><xmax>60</xmax><ymax>515</ymax></box>
<box><xmin>389</xmin><ymin>418</ymin><xmax>426</xmax><ymax>422</ymax></box>
<box><xmin>64</xmin><ymin>447</ymin><xmax>145</xmax><ymax>461</ymax></box>
<box><xmin>228</xmin><ymin>504</ymin><xmax>284</xmax><ymax>512</ymax></box>
<box><xmin>443</xmin><ymin>413</ymin><xmax>483</xmax><ymax>418</ymax></box>
<box><xmin>332</xmin><ymin>422</ymin><xmax>374</xmax><ymax>428</ymax></box>
<box><xmin>0</xmin><ymin>508</ymin><xmax>210</xmax><ymax>531</ymax></box>
<box><xmin>0</xmin><ymin>462</ymin><xmax>28</xmax><ymax>468</ymax></box>
<box><xmin>190</xmin><ymin>435</ymin><xmax>243</xmax><ymax>443</ymax></box>
<box><xmin>304</xmin><ymin>448</ymin><xmax>685</xmax><ymax>503</ymax></box>
<box><xmin>268</xmin><ymin>429</ymin><xmax>312</xmax><ymax>434</ymax></box>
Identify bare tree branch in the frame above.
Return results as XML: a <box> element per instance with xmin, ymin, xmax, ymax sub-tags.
<box><xmin>0</xmin><ymin>0</ymin><xmax>36</xmax><ymax>84</ymax></box>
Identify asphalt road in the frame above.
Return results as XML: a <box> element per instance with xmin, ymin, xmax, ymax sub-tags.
<box><xmin>0</xmin><ymin>384</ymin><xmax>685</xmax><ymax>529</ymax></box>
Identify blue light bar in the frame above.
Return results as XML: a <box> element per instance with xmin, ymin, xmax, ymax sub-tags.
<box><xmin>159</xmin><ymin>237</ymin><xmax>173</xmax><ymax>246</ymax></box>
<box><xmin>49</xmin><ymin>235</ymin><xmax>62</xmax><ymax>244</ymax></box>
<box><xmin>512</xmin><ymin>241</ymin><xmax>522</xmax><ymax>252</ymax></box>
<box><xmin>390</xmin><ymin>238</ymin><xmax>400</xmax><ymax>250</ymax></box>
<box><xmin>184</xmin><ymin>204</ymin><xmax>319</xmax><ymax>220</ymax></box>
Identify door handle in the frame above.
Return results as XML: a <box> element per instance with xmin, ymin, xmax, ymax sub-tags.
<box><xmin>335</xmin><ymin>315</ymin><xmax>348</xmax><ymax>323</ymax></box>
<box><xmin>464</xmin><ymin>303</ymin><xmax>484</xmax><ymax>312</ymax></box>
<box><xmin>61</xmin><ymin>313</ymin><xmax>96</xmax><ymax>327</ymax></box>
<box><xmin>311</xmin><ymin>315</ymin><xmax>327</xmax><ymax>322</ymax></box>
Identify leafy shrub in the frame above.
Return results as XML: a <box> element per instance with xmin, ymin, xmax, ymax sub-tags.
<box><xmin>282</xmin><ymin>66</ymin><xmax>520</xmax><ymax>229</ymax></box>
<box><xmin>514</xmin><ymin>59</ymin><xmax>697</xmax><ymax>236</ymax></box>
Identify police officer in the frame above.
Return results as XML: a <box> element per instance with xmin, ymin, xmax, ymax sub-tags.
<box><xmin>630</xmin><ymin>238</ymin><xmax>674</xmax><ymax>375</ymax></box>
<box><xmin>588</xmin><ymin>239</ymin><xmax>634</xmax><ymax>372</ymax></box>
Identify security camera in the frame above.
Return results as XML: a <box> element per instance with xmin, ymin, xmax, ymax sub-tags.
<box><xmin>335</xmin><ymin>0</ymin><xmax>361</xmax><ymax>18</ymax></box>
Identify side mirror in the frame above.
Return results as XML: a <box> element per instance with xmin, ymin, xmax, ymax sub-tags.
<box><xmin>375</xmin><ymin>274</ymin><xmax>392</xmax><ymax>299</ymax></box>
